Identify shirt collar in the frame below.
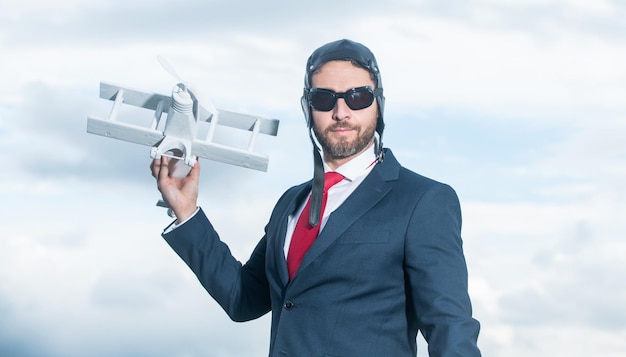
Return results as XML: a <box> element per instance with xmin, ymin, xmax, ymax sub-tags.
<box><xmin>323</xmin><ymin>144</ymin><xmax>377</xmax><ymax>182</ymax></box>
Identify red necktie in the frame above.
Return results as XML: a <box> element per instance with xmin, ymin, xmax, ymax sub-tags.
<box><xmin>287</xmin><ymin>171</ymin><xmax>344</xmax><ymax>280</ymax></box>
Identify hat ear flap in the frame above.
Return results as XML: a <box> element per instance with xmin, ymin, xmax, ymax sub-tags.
<box><xmin>301</xmin><ymin>90</ymin><xmax>312</xmax><ymax>127</ymax></box>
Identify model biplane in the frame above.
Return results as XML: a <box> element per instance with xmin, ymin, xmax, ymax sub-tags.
<box><xmin>86</xmin><ymin>57</ymin><xmax>280</xmax><ymax>178</ymax></box>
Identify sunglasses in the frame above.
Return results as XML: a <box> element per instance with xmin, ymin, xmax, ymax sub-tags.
<box><xmin>306</xmin><ymin>86</ymin><xmax>382</xmax><ymax>111</ymax></box>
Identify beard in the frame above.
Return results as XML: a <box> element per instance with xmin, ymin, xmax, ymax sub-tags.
<box><xmin>313</xmin><ymin>121</ymin><xmax>376</xmax><ymax>160</ymax></box>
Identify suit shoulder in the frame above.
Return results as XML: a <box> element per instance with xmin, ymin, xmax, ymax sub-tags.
<box><xmin>380</xmin><ymin>149</ymin><xmax>456</xmax><ymax>191</ymax></box>
<box><xmin>397</xmin><ymin>166</ymin><xmax>457</xmax><ymax>195</ymax></box>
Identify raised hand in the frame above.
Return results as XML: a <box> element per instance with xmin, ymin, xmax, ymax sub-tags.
<box><xmin>150</xmin><ymin>156</ymin><xmax>200</xmax><ymax>222</ymax></box>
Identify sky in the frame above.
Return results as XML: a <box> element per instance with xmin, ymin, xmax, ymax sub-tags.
<box><xmin>1</xmin><ymin>0</ymin><xmax>625</xmax><ymax>356</ymax></box>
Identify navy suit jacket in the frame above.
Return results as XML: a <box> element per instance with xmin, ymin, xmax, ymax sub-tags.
<box><xmin>163</xmin><ymin>149</ymin><xmax>481</xmax><ymax>356</ymax></box>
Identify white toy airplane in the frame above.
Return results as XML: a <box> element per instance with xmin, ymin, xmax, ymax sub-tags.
<box><xmin>87</xmin><ymin>57</ymin><xmax>280</xmax><ymax>178</ymax></box>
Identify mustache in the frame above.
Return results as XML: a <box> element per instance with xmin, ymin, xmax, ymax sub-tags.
<box><xmin>326</xmin><ymin>123</ymin><xmax>357</xmax><ymax>132</ymax></box>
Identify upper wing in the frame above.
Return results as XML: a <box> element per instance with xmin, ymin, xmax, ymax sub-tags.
<box><xmin>99</xmin><ymin>81</ymin><xmax>172</xmax><ymax>112</ymax></box>
<box><xmin>98</xmin><ymin>82</ymin><xmax>279</xmax><ymax>137</ymax></box>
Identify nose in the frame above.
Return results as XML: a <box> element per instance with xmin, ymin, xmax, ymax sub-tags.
<box><xmin>332</xmin><ymin>98</ymin><xmax>350</xmax><ymax>121</ymax></box>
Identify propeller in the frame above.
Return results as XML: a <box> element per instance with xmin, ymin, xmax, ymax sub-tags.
<box><xmin>156</xmin><ymin>55</ymin><xmax>217</xmax><ymax>120</ymax></box>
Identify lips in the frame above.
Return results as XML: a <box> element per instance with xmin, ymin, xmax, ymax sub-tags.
<box><xmin>328</xmin><ymin>125</ymin><xmax>356</xmax><ymax>133</ymax></box>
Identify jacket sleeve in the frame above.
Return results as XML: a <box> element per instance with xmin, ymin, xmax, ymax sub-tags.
<box><xmin>162</xmin><ymin>208</ymin><xmax>271</xmax><ymax>322</ymax></box>
<box><xmin>404</xmin><ymin>183</ymin><xmax>481</xmax><ymax>356</ymax></box>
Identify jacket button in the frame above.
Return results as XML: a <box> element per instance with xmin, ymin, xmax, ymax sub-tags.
<box><xmin>284</xmin><ymin>300</ymin><xmax>294</xmax><ymax>310</ymax></box>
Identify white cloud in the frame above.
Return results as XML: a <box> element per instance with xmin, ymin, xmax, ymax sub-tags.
<box><xmin>364</xmin><ymin>14</ymin><xmax>626</xmax><ymax>124</ymax></box>
<box><xmin>2</xmin><ymin>1</ymin><xmax>626</xmax><ymax>356</ymax></box>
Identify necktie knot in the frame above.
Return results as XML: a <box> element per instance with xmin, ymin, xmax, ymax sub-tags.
<box><xmin>324</xmin><ymin>171</ymin><xmax>344</xmax><ymax>191</ymax></box>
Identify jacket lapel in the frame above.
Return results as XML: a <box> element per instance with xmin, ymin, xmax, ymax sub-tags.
<box><xmin>270</xmin><ymin>182</ymin><xmax>312</xmax><ymax>286</ymax></box>
<box><xmin>295</xmin><ymin>150</ymin><xmax>400</xmax><ymax>279</ymax></box>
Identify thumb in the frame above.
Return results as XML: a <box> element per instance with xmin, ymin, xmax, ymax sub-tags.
<box><xmin>187</xmin><ymin>160</ymin><xmax>200</xmax><ymax>181</ymax></box>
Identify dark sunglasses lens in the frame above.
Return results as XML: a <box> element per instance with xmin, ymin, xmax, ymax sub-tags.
<box><xmin>309</xmin><ymin>87</ymin><xmax>376</xmax><ymax>111</ymax></box>
<box><xmin>310</xmin><ymin>90</ymin><xmax>336</xmax><ymax>111</ymax></box>
<box><xmin>346</xmin><ymin>88</ymin><xmax>374</xmax><ymax>110</ymax></box>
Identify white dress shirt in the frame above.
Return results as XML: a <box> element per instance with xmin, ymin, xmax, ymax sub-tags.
<box><xmin>283</xmin><ymin>146</ymin><xmax>378</xmax><ymax>258</ymax></box>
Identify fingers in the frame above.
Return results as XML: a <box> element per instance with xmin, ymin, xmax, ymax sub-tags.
<box><xmin>150</xmin><ymin>158</ymin><xmax>160</xmax><ymax>178</ymax></box>
<box><xmin>157</xmin><ymin>156</ymin><xmax>170</xmax><ymax>182</ymax></box>
<box><xmin>150</xmin><ymin>157</ymin><xmax>169</xmax><ymax>178</ymax></box>
<box><xmin>151</xmin><ymin>156</ymin><xmax>200</xmax><ymax>181</ymax></box>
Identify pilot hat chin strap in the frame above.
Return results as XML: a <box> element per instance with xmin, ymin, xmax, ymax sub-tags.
<box><xmin>308</xmin><ymin>129</ymin><xmax>325</xmax><ymax>227</ymax></box>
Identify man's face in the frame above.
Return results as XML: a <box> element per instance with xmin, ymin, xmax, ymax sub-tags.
<box><xmin>310</xmin><ymin>60</ymin><xmax>378</xmax><ymax>168</ymax></box>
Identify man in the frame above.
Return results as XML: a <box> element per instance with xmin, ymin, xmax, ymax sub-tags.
<box><xmin>151</xmin><ymin>39</ymin><xmax>481</xmax><ymax>356</ymax></box>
